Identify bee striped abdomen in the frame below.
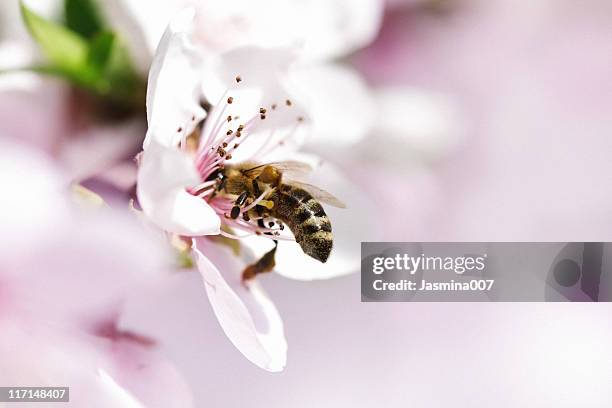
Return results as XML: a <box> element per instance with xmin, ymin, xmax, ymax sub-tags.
<box><xmin>270</xmin><ymin>185</ymin><xmax>333</xmax><ymax>263</ymax></box>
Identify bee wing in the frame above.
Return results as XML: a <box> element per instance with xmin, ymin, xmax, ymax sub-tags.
<box><xmin>243</xmin><ymin>161</ymin><xmax>313</xmax><ymax>178</ymax></box>
<box><xmin>287</xmin><ymin>180</ymin><xmax>347</xmax><ymax>208</ymax></box>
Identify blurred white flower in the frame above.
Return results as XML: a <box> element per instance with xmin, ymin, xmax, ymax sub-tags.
<box><xmin>100</xmin><ymin>0</ymin><xmax>383</xmax><ymax>147</ymax></box>
<box><xmin>136</xmin><ymin>9</ymin><xmax>380</xmax><ymax>370</ymax></box>
<box><xmin>0</xmin><ymin>139</ymin><xmax>194</xmax><ymax>407</ymax></box>
<box><xmin>138</xmin><ymin>9</ymin><xmax>309</xmax><ymax>237</ymax></box>
<box><xmin>0</xmin><ymin>0</ymin><xmax>386</xmax><ymax>192</ymax></box>
<box><xmin>371</xmin><ymin>86</ymin><xmax>464</xmax><ymax>161</ymax></box>
<box><xmin>101</xmin><ymin>0</ymin><xmax>383</xmax><ymax>65</ymax></box>
<box><xmin>136</xmin><ymin>9</ymin><xmax>306</xmax><ymax>372</ymax></box>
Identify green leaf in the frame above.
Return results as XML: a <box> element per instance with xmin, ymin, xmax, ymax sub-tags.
<box><xmin>20</xmin><ymin>1</ymin><xmax>88</xmax><ymax>71</ymax></box>
<box><xmin>88</xmin><ymin>31</ymin><xmax>115</xmax><ymax>73</ymax></box>
<box><xmin>64</xmin><ymin>0</ymin><xmax>105</xmax><ymax>39</ymax></box>
<box><xmin>17</xmin><ymin>1</ymin><xmax>146</xmax><ymax>112</ymax></box>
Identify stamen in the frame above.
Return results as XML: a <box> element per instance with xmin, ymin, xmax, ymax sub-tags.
<box><xmin>197</xmin><ymin>89</ymin><xmax>231</xmax><ymax>153</ymax></box>
<box><xmin>219</xmin><ymin>229</ymin><xmax>253</xmax><ymax>240</ymax></box>
<box><xmin>190</xmin><ymin>88</ymin><xmax>304</xmax><ymax>244</ymax></box>
<box><xmin>198</xmin><ymin>189</ymin><xmax>214</xmax><ymax>198</ymax></box>
<box><xmin>192</xmin><ymin>180</ymin><xmax>217</xmax><ymax>192</ymax></box>
<box><xmin>241</xmin><ymin>189</ymin><xmax>273</xmax><ymax>213</ymax></box>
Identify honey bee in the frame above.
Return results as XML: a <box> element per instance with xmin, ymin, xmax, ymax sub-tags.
<box><xmin>208</xmin><ymin>161</ymin><xmax>345</xmax><ymax>280</ymax></box>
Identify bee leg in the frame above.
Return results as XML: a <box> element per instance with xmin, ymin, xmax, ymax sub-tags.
<box><xmin>242</xmin><ymin>240</ymin><xmax>278</xmax><ymax>282</ymax></box>
<box><xmin>252</xmin><ymin>178</ymin><xmax>261</xmax><ymax>197</ymax></box>
<box><xmin>230</xmin><ymin>191</ymin><xmax>249</xmax><ymax>219</ymax></box>
<box><xmin>251</xmin><ymin>179</ymin><xmax>269</xmax><ymax>228</ymax></box>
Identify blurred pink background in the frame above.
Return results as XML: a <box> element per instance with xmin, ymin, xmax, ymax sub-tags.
<box><xmin>1</xmin><ymin>0</ymin><xmax>612</xmax><ymax>406</ymax></box>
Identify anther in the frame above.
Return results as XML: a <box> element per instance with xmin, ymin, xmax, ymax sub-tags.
<box><xmin>285</xmin><ymin>99</ymin><xmax>292</xmax><ymax>106</ymax></box>
<box><xmin>226</xmin><ymin>154</ymin><xmax>232</xmax><ymax>160</ymax></box>
<box><xmin>235</xmin><ymin>75</ymin><xmax>242</xmax><ymax>83</ymax></box>
<box><xmin>227</xmin><ymin>115</ymin><xmax>232</xmax><ymax>122</ymax></box>
<box><xmin>227</xmin><ymin>96</ymin><xmax>234</xmax><ymax>104</ymax></box>
<box><xmin>259</xmin><ymin>108</ymin><xmax>267</xmax><ymax>114</ymax></box>
<box><xmin>260</xmin><ymin>200</ymin><xmax>274</xmax><ymax>209</ymax></box>
<box><xmin>297</xmin><ymin>116</ymin><xmax>304</xmax><ymax>122</ymax></box>
<box><xmin>222</xmin><ymin>142</ymin><xmax>228</xmax><ymax>148</ymax></box>
<box><xmin>177</xmin><ymin>127</ymin><xmax>183</xmax><ymax>132</ymax></box>
<box><xmin>226</xmin><ymin>129</ymin><xmax>233</xmax><ymax>135</ymax></box>
<box><xmin>234</xmin><ymin>143</ymin><xmax>239</xmax><ymax>149</ymax></box>
<box><xmin>271</xmin><ymin>104</ymin><xmax>277</xmax><ymax>110</ymax></box>
<box><xmin>260</xmin><ymin>114</ymin><xmax>266</xmax><ymax>120</ymax></box>
<box><xmin>238</xmin><ymin>125</ymin><xmax>244</xmax><ymax>131</ymax></box>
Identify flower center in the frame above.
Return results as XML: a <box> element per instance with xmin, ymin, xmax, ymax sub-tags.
<box><xmin>183</xmin><ymin>75</ymin><xmax>304</xmax><ymax>240</ymax></box>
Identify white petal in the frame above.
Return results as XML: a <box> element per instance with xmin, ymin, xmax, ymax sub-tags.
<box><xmin>290</xmin><ymin>0</ymin><xmax>384</xmax><ymax>60</ymax></box>
<box><xmin>4</xmin><ymin>206</ymin><xmax>174</xmax><ymax>328</ymax></box>
<box><xmin>145</xmin><ymin>8</ymin><xmax>205</xmax><ymax>149</ymax></box>
<box><xmin>137</xmin><ymin>142</ymin><xmax>220</xmax><ymax>236</ymax></box>
<box><xmin>60</xmin><ymin>119</ymin><xmax>143</xmax><ymax>183</ymax></box>
<box><xmin>0</xmin><ymin>140</ymin><xmax>69</xmax><ymax>258</ymax></box>
<box><xmin>186</xmin><ymin>0</ymin><xmax>382</xmax><ymax>60</ymax></box>
<box><xmin>0</xmin><ymin>322</ymin><xmax>193</xmax><ymax>408</ymax></box>
<box><xmin>95</xmin><ymin>0</ymin><xmax>176</xmax><ymax>75</ymax></box>
<box><xmin>291</xmin><ymin>63</ymin><xmax>375</xmax><ymax>147</ymax></box>
<box><xmin>95</xmin><ymin>338</ymin><xmax>196</xmax><ymax>408</ymax></box>
<box><xmin>194</xmin><ymin>240</ymin><xmax>287</xmax><ymax>372</ymax></box>
<box><xmin>373</xmin><ymin>86</ymin><xmax>465</xmax><ymax>159</ymax></box>
<box><xmin>96</xmin><ymin>370</ymin><xmax>146</xmax><ymax>408</ymax></box>
<box><xmin>0</xmin><ymin>44</ymin><xmax>69</xmax><ymax>153</ymax></box>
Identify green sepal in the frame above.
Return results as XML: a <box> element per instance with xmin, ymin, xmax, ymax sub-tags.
<box><xmin>20</xmin><ymin>1</ymin><xmax>89</xmax><ymax>72</ymax></box>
